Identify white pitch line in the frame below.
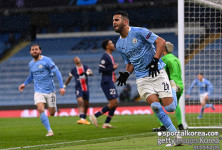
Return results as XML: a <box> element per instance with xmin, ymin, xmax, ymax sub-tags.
<box><xmin>1</xmin><ymin>132</ymin><xmax>155</xmax><ymax>150</ymax></box>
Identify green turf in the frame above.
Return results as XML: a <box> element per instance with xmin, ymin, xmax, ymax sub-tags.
<box><xmin>0</xmin><ymin>114</ymin><xmax>221</xmax><ymax>150</ymax></box>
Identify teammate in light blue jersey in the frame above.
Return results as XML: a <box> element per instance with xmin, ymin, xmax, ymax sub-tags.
<box><xmin>113</xmin><ymin>11</ymin><xmax>181</xmax><ymax>146</ymax></box>
<box><xmin>19</xmin><ymin>44</ymin><xmax>65</xmax><ymax>136</ymax></box>
<box><xmin>186</xmin><ymin>73</ymin><xmax>214</xmax><ymax>119</ymax></box>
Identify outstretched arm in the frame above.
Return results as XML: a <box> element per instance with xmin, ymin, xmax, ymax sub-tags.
<box><xmin>55</xmin><ymin>70</ymin><xmax>65</xmax><ymax>96</ymax></box>
<box><xmin>207</xmin><ymin>81</ymin><xmax>213</xmax><ymax>96</ymax></box>
<box><xmin>186</xmin><ymin>79</ymin><xmax>196</xmax><ymax>98</ymax></box>
<box><xmin>19</xmin><ymin>72</ymin><xmax>33</xmax><ymax>91</ymax></box>
<box><xmin>64</xmin><ymin>73</ymin><xmax>73</xmax><ymax>88</ymax></box>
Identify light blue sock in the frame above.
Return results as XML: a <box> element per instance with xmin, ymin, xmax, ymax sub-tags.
<box><xmin>205</xmin><ymin>104</ymin><xmax>213</xmax><ymax>108</ymax></box>
<box><xmin>172</xmin><ymin>89</ymin><xmax>177</xmax><ymax>107</ymax></box>
<box><xmin>200</xmin><ymin>107</ymin><xmax>205</xmax><ymax>116</ymax></box>
<box><xmin>40</xmin><ymin>112</ymin><xmax>51</xmax><ymax>131</ymax></box>
<box><xmin>151</xmin><ymin>102</ymin><xmax>177</xmax><ymax>132</ymax></box>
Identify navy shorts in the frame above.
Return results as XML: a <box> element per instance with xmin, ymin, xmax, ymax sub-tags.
<box><xmin>75</xmin><ymin>88</ymin><xmax>89</xmax><ymax>100</ymax></box>
<box><xmin>101</xmin><ymin>81</ymin><xmax>118</xmax><ymax>100</ymax></box>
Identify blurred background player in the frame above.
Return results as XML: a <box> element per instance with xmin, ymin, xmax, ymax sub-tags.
<box><xmin>119</xmin><ymin>83</ymin><xmax>131</xmax><ymax>102</ymax></box>
<box><xmin>18</xmin><ymin>44</ymin><xmax>65</xmax><ymax>136</ymax></box>
<box><xmin>152</xmin><ymin>42</ymin><xmax>184</xmax><ymax>132</ymax></box>
<box><xmin>64</xmin><ymin>56</ymin><xmax>92</xmax><ymax>124</ymax></box>
<box><xmin>113</xmin><ymin>11</ymin><xmax>182</xmax><ymax>146</ymax></box>
<box><xmin>89</xmin><ymin>39</ymin><xmax>118</xmax><ymax>128</ymax></box>
<box><xmin>186</xmin><ymin>73</ymin><xmax>214</xmax><ymax>119</ymax></box>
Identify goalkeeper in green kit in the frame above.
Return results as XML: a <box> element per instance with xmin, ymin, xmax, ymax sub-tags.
<box><xmin>152</xmin><ymin>42</ymin><xmax>184</xmax><ymax>131</ymax></box>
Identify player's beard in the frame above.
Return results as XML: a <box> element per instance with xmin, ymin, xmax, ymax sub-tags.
<box><xmin>75</xmin><ymin>62</ymin><xmax>80</xmax><ymax>66</ymax></box>
<box><xmin>114</xmin><ymin>24</ymin><xmax>124</xmax><ymax>33</ymax></box>
<box><xmin>32</xmin><ymin>53</ymin><xmax>40</xmax><ymax>59</ymax></box>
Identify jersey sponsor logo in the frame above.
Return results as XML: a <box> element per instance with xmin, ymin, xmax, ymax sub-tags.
<box><xmin>132</xmin><ymin>38</ymin><xmax>138</xmax><ymax>44</ymax></box>
<box><xmin>101</xmin><ymin>60</ymin><xmax>105</xmax><ymax>64</ymax></box>
<box><xmin>146</xmin><ymin>32</ymin><xmax>152</xmax><ymax>39</ymax></box>
<box><xmin>39</xmin><ymin>64</ymin><xmax>43</xmax><ymax>69</ymax></box>
<box><xmin>126</xmin><ymin>47</ymin><xmax>143</xmax><ymax>58</ymax></box>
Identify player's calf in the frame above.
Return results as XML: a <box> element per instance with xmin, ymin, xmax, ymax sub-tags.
<box><xmin>164</xmin><ymin>100</ymin><xmax>176</xmax><ymax>112</ymax></box>
<box><xmin>151</xmin><ymin>102</ymin><xmax>177</xmax><ymax>132</ymax></box>
<box><xmin>48</xmin><ymin>107</ymin><xmax>56</xmax><ymax>116</ymax></box>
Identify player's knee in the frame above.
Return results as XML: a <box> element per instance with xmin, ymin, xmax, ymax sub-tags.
<box><xmin>111</xmin><ymin>103</ymin><xmax>118</xmax><ymax>109</ymax></box>
<box><xmin>108</xmin><ymin>99</ymin><xmax>118</xmax><ymax>108</ymax></box>
<box><xmin>37</xmin><ymin>107</ymin><xmax>44</xmax><ymax>113</ymax></box>
<box><xmin>164</xmin><ymin>101</ymin><xmax>176</xmax><ymax>112</ymax></box>
<box><xmin>113</xmin><ymin>104</ymin><xmax>118</xmax><ymax>109</ymax></box>
<box><xmin>151</xmin><ymin>102</ymin><xmax>162</xmax><ymax>113</ymax></box>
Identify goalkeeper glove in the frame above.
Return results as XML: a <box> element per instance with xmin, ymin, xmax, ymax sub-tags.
<box><xmin>145</xmin><ymin>57</ymin><xmax>160</xmax><ymax>78</ymax></box>
<box><xmin>116</xmin><ymin>71</ymin><xmax>130</xmax><ymax>86</ymax></box>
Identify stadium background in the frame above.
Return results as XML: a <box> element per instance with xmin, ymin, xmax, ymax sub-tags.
<box><xmin>0</xmin><ymin>0</ymin><xmax>220</xmax><ymax>117</ymax></box>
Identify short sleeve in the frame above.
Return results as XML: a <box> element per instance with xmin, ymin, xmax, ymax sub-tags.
<box><xmin>47</xmin><ymin>58</ymin><xmax>58</xmax><ymax>72</ymax></box>
<box><xmin>100</xmin><ymin>55</ymin><xmax>108</xmax><ymax>67</ymax></box>
<box><xmin>70</xmin><ymin>68</ymin><xmax>75</xmax><ymax>76</ymax></box>
<box><xmin>138</xmin><ymin>28</ymin><xmax>158</xmax><ymax>44</ymax></box>
<box><xmin>84</xmin><ymin>65</ymin><xmax>89</xmax><ymax>70</ymax></box>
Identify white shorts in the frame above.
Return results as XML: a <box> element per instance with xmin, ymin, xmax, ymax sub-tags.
<box><xmin>136</xmin><ymin>69</ymin><xmax>172</xmax><ymax>101</ymax></box>
<box><xmin>199</xmin><ymin>93</ymin><xmax>208</xmax><ymax>103</ymax></box>
<box><xmin>34</xmin><ymin>92</ymin><xmax>56</xmax><ymax>107</ymax></box>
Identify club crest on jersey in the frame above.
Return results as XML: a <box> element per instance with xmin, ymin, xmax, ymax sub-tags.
<box><xmin>39</xmin><ymin>64</ymin><xmax>43</xmax><ymax>69</ymax></box>
<box><xmin>132</xmin><ymin>38</ymin><xmax>137</xmax><ymax>44</ymax></box>
<box><xmin>101</xmin><ymin>60</ymin><xmax>105</xmax><ymax>64</ymax></box>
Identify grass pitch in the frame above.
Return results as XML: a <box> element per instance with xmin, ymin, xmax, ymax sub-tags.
<box><xmin>0</xmin><ymin>114</ymin><xmax>221</xmax><ymax>150</ymax></box>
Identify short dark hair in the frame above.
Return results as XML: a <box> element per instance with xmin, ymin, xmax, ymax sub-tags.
<box><xmin>102</xmin><ymin>39</ymin><xmax>110</xmax><ymax>50</ymax></box>
<box><xmin>114</xmin><ymin>11</ymin><xmax>129</xmax><ymax>20</ymax></box>
<box><xmin>30</xmin><ymin>43</ymin><xmax>41</xmax><ymax>50</ymax></box>
<box><xmin>197</xmin><ymin>73</ymin><xmax>204</xmax><ymax>76</ymax></box>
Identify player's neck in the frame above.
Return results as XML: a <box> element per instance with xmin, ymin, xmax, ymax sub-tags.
<box><xmin>34</xmin><ymin>55</ymin><xmax>42</xmax><ymax>61</ymax></box>
<box><xmin>106</xmin><ymin>49</ymin><xmax>112</xmax><ymax>55</ymax></box>
<box><xmin>76</xmin><ymin>63</ymin><xmax>82</xmax><ymax>67</ymax></box>
<box><xmin>163</xmin><ymin>51</ymin><xmax>168</xmax><ymax>56</ymax></box>
<box><xmin>120</xmin><ymin>26</ymin><xmax>130</xmax><ymax>38</ymax></box>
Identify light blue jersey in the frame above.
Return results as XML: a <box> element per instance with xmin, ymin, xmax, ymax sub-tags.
<box><xmin>116</xmin><ymin>27</ymin><xmax>165</xmax><ymax>79</ymax></box>
<box><xmin>187</xmin><ymin>78</ymin><xmax>213</xmax><ymax>96</ymax></box>
<box><xmin>24</xmin><ymin>56</ymin><xmax>61</xmax><ymax>93</ymax></box>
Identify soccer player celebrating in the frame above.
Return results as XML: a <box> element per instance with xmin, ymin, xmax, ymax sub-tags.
<box><xmin>89</xmin><ymin>39</ymin><xmax>118</xmax><ymax>129</ymax></box>
<box><xmin>186</xmin><ymin>73</ymin><xmax>214</xmax><ymax>119</ymax></box>
<box><xmin>19</xmin><ymin>44</ymin><xmax>65</xmax><ymax>136</ymax></box>
<box><xmin>152</xmin><ymin>42</ymin><xmax>184</xmax><ymax>132</ymax></box>
<box><xmin>64</xmin><ymin>57</ymin><xmax>92</xmax><ymax>125</ymax></box>
<box><xmin>113</xmin><ymin>11</ymin><xmax>181</xmax><ymax>146</ymax></box>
